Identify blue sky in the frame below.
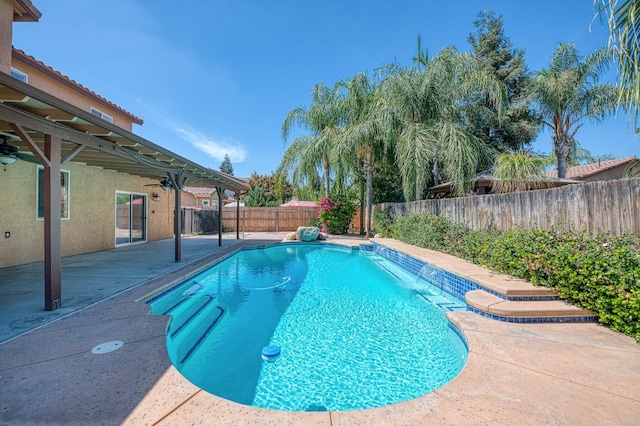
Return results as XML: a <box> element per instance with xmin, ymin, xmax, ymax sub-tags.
<box><xmin>12</xmin><ymin>0</ymin><xmax>638</xmax><ymax>178</ymax></box>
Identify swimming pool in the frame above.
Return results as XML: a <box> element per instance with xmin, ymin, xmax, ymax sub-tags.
<box><xmin>146</xmin><ymin>243</ymin><xmax>468</xmax><ymax>411</ymax></box>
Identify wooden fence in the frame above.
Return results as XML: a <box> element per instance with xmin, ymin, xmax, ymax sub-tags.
<box><xmin>182</xmin><ymin>208</ymin><xmax>220</xmax><ymax>234</ymax></box>
<box><xmin>221</xmin><ymin>207</ymin><xmax>318</xmax><ymax>232</ymax></box>
<box><xmin>378</xmin><ymin>178</ymin><xmax>640</xmax><ymax>236</ymax></box>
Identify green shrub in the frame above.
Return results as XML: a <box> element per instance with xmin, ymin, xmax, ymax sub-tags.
<box><xmin>372</xmin><ymin>209</ymin><xmax>394</xmax><ymax>236</ymax></box>
<box><xmin>381</xmin><ymin>212</ymin><xmax>640</xmax><ymax>341</ymax></box>
<box><xmin>317</xmin><ymin>196</ymin><xmax>357</xmax><ymax>234</ymax></box>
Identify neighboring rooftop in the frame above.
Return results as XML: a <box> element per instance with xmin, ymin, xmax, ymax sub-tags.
<box><xmin>545</xmin><ymin>156</ymin><xmax>638</xmax><ymax>180</ymax></box>
<box><xmin>428</xmin><ymin>170</ymin><xmax>580</xmax><ymax>197</ymax></box>
<box><xmin>183</xmin><ymin>186</ymin><xmax>216</xmax><ymax>196</ymax></box>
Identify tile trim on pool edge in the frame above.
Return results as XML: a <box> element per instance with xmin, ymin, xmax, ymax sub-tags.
<box><xmin>368</xmin><ymin>242</ymin><xmax>596</xmax><ymax>325</ymax></box>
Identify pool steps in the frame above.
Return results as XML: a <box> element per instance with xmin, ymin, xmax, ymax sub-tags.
<box><xmin>160</xmin><ymin>292</ymin><xmax>227</xmax><ymax>364</ymax></box>
<box><xmin>178</xmin><ymin>305</ymin><xmax>225</xmax><ymax>364</ymax></box>
<box><xmin>368</xmin><ymin>239</ymin><xmax>596</xmax><ymax>324</ymax></box>
<box><xmin>170</xmin><ymin>295</ymin><xmax>215</xmax><ymax>338</ymax></box>
<box><xmin>161</xmin><ymin>293</ymin><xmax>193</xmax><ymax>315</ymax></box>
<box><xmin>464</xmin><ymin>290</ymin><xmax>593</xmax><ymax>321</ymax></box>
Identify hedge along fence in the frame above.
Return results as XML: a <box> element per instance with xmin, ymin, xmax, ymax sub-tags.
<box><xmin>221</xmin><ymin>206</ymin><xmax>319</xmax><ymax>232</ymax></box>
<box><xmin>378</xmin><ymin>178</ymin><xmax>640</xmax><ymax>236</ymax></box>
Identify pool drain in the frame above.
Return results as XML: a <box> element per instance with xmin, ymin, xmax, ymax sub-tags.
<box><xmin>91</xmin><ymin>340</ymin><xmax>123</xmax><ymax>354</ymax></box>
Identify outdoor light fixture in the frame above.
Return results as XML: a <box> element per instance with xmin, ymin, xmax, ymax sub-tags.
<box><xmin>152</xmin><ymin>192</ymin><xmax>160</xmax><ymax>201</ymax></box>
<box><xmin>0</xmin><ymin>155</ymin><xmax>16</xmax><ymax>166</ymax></box>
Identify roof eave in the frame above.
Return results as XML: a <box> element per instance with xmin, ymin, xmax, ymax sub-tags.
<box><xmin>12</xmin><ymin>0</ymin><xmax>41</xmax><ymax>22</ymax></box>
<box><xmin>0</xmin><ymin>72</ymin><xmax>248</xmax><ymax>192</ymax></box>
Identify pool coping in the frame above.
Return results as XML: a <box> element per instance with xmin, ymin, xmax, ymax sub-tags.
<box><xmin>1</xmin><ymin>235</ymin><xmax>638</xmax><ymax>425</ymax></box>
<box><xmin>126</xmin><ymin>238</ymin><xmax>640</xmax><ymax>425</ymax></box>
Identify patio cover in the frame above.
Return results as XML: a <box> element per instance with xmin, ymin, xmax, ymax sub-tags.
<box><xmin>0</xmin><ymin>71</ymin><xmax>248</xmax><ymax>310</ymax></box>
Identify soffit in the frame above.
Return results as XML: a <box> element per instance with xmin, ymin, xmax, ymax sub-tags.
<box><xmin>0</xmin><ymin>72</ymin><xmax>248</xmax><ymax>192</ymax></box>
<box><xmin>12</xmin><ymin>0</ymin><xmax>41</xmax><ymax>22</ymax></box>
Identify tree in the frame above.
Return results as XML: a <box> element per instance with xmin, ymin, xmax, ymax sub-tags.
<box><xmin>594</xmin><ymin>0</ymin><xmax>640</xmax><ymax>129</ymax></box>
<box><xmin>372</xmin><ymin>154</ymin><xmax>404</xmax><ymax>203</ymax></box>
<box><xmin>492</xmin><ymin>150</ymin><xmax>548</xmax><ymax>193</ymax></box>
<box><xmin>280</xmin><ymin>82</ymin><xmax>345</xmax><ymax>197</ymax></box>
<box><xmin>543</xmin><ymin>143</ymin><xmax>615</xmax><ymax>167</ymax></box>
<box><xmin>246</xmin><ymin>171</ymin><xmax>292</xmax><ymax>205</ymax></box>
<box><xmin>530</xmin><ymin>43</ymin><xmax>618</xmax><ymax>178</ymax></box>
<box><xmin>382</xmin><ymin>47</ymin><xmax>503</xmax><ymax>199</ymax></box>
<box><xmin>219</xmin><ymin>154</ymin><xmax>234</xmax><ymax>175</ymax></box>
<box><xmin>334</xmin><ymin>72</ymin><xmax>387</xmax><ymax>235</ymax></box>
<box><xmin>466</xmin><ymin>10</ymin><xmax>540</xmax><ymax>152</ymax></box>
<box><xmin>623</xmin><ymin>158</ymin><xmax>640</xmax><ymax>178</ymax></box>
<box><xmin>244</xmin><ymin>186</ymin><xmax>279</xmax><ymax>207</ymax></box>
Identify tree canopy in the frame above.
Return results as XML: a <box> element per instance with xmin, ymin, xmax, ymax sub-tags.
<box><xmin>530</xmin><ymin>43</ymin><xmax>618</xmax><ymax>178</ymax></box>
<box><xmin>277</xmin><ymin>8</ymin><xmax>623</xmax><ymax>209</ymax></box>
<box><xmin>466</xmin><ymin>10</ymin><xmax>540</xmax><ymax>152</ymax></box>
<box><xmin>219</xmin><ymin>154</ymin><xmax>234</xmax><ymax>176</ymax></box>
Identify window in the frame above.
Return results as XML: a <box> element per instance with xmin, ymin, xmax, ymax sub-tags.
<box><xmin>37</xmin><ymin>167</ymin><xmax>70</xmax><ymax>219</ymax></box>
<box><xmin>10</xmin><ymin>67</ymin><xmax>28</xmax><ymax>83</ymax></box>
<box><xmin>90</xmin><ymin>107</ymin><xmax>113</xmax><ymax>123</ymax></box>
<box><xmin>202</xmin><ymin>199</ymin><xmax>210</xmax><ymax>207</ymax></box>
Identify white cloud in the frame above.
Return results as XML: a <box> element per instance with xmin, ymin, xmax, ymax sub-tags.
<box><xmin>175</xmin><ymin>128</ymin><xmax>247</xmax><ymax>163</ymax></box>
<box><xmin>133</xmin><ymin>100</ymin><xmax>247</xmax><ymax>164</ymax></box>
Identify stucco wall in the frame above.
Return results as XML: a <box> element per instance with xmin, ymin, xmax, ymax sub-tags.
<box><xmin>581</xmin><ymin>165</ymin><xmax>629</xmax><ymax>182</ymax></box>
<box><xmin>10</xmin><ymin>55</ymin><xmax>136</xmax><ymax>131</ymax></box>
<box><xmin>0</xmin><ymin>161</ymin><xmax>175</xmax><ymax>268</ymax></box>
<box><xmin>181</xmin><ymin>192</ymin><xmax>198</xmax><ymax>208</ymax></box>
<box><xmin>0</xmin><ymin>0</ymin><xmax>12</xmax><ymax>74</ymax></box>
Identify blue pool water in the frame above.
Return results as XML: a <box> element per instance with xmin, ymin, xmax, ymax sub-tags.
<box><xmin>147</xmin><ymin>244</ymin><xmax>468</xmax><ymax>412</ymax></box>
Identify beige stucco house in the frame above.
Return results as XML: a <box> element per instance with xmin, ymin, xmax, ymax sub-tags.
<box><xmin>0</xmin><ymin>1</ymin><xmax>246</xmax><ymax>310</ymax></box>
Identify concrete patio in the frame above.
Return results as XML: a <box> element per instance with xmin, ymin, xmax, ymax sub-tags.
<box><xmin>0</xmin><ymin>233</ymin><xmax>638</xmax><ymax>425</ymax></box>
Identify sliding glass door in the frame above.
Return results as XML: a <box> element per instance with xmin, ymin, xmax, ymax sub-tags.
<box><xmin>115</xmin><ymin>192</ymin><xmax>147</xmax><ymax>245</ymax></box>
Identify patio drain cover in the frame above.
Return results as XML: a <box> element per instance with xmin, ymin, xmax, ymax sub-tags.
<box><xmin>91</xmin><ymin>340</ymin><xmax>123</xmax><ymax>354</ymax></box>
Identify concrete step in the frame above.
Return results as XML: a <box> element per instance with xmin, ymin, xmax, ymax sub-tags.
<box><xmin>465</xmin><ymin>289</ymin><xmax>595</xmax><ymax>320</ymax></box>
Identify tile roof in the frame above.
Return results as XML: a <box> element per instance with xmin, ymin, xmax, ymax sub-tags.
<box><xmin>183</xmin><ymin>186</ymin><xmax>216</xmax><ymax>196</ymax></box>
<box><xmin>11</xmin><ymin>48</ymin><xmax>143</xmax><ymax>125</ymax></box>
<box><xmin>544</xmin><ymin>156</ymin><xmax>637</xmax><ymax>180</ymax></box>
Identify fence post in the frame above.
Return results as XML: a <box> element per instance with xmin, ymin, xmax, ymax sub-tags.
<box><xmin>275</xmin><ymin>210</ymin><xmax>279</xmax><ymax>232</ymax></box>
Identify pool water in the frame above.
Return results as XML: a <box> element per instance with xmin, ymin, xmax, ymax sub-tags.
<box><xmin>147</xmin><ymin>244</ymin><xmax>468</xmax><ymax>412</ymax></box>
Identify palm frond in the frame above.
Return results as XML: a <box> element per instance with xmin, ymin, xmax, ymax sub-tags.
<box><xmin>493</xmin><ymin>151</ymin><xmax>548</xmax><ymax>193</ymax></box>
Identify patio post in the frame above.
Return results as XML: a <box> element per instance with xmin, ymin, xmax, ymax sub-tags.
<box><xmin>43</xmin><ymin>134</ymin><xmax>62</xmax><ymax>310</ymax></box>
<box><xmin>216</xmin><ymin>187</ymin><xmax>223</xmax><ymax>246</ymax></box>
<box><xmin>235</xmin><ymin>193</ymin><xmax>240</xmax><ymax>239</ymax></box>
<box><xmin>171</xmin><ymin>173</ymin><xmax>183</xmax><ymax>262</ymax></box>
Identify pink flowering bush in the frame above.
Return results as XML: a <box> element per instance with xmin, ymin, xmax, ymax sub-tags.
<box><xmin>316</xmin><ymin>196</ymin><xmax>356</xmax><ymax>234</ymax></box>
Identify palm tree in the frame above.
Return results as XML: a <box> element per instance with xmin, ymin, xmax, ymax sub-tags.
<box><xmin>334</xmin><ymin>72</ymin><xmax>387</xmax><ymax>236</ymax></box>
<box><xmin>594</xmin><ymin>0</ymin><xmax>640</xmax><ymax>129</ymax></box>
<box><xmin>412</xmin><ymin>33</ymin><xmax>429</xmax><ymax>71</ymax></box>
<box><xmin>530</xmin><ymin>43</ymin><xmax>618</xmax><ymax>179</ymax></box>
<box><xmin>544</xmin><ymin>144</ymin><xmax>615</xmax><ymax>167</ymax></box>
<box><xmin>383</xmin><ymin>48</ymin><xmax>503</xmax><ymax>199</ymax></box>
<box><xmin>280</xmin><ymin>82</ymin><xmax>345</xmax><ymax>197</ymax></box>
<box><xmin>623</xmin><ymin>158</ymin><xmax>640</xmax><ymax>178</ymax></box>
<box><xmin>492</xmin><ymin>151</ymin><xmax>548</xmax><ymax>193</ymax></box>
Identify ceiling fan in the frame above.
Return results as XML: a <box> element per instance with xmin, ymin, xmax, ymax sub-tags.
<box><xmin>144</xmin><ymin>177</ymin><xmax>173</xmax><ymax>190</ymax></box>
<box><xmin>0</xmin><ymin>135</ymin><xmax>40</xmax><ymax>169</ymax></box>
